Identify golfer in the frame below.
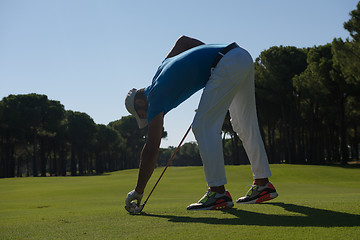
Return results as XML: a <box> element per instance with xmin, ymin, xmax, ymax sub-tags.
<box><xmin>125</xmin><ymin>36</ymin><xmax>278</xmax><ymax>211</ymax></box>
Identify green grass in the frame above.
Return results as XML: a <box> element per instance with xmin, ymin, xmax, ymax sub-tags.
<box><xmin>1</xmin><ymin>165</ymin><xmax>359</xmax><ymax>239</ymax></box>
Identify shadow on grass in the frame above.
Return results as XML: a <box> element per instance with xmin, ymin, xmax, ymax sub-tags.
<box><xmin>141</xmin><ymin>202</ymin><xmax>360</xmax><ymax>227</ymax></box>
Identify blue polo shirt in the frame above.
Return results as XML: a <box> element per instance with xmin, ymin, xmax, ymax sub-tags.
<box><xmin>144</xmin><ymin>43</ymin><xmax>226</xmax><ymax>123</ymax></box>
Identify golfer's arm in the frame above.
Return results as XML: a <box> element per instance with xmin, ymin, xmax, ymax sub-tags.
<box><xmin>166</xmin><ymin>35</ymin><xmax>205</xmax><ymax>58</ymax></box>
<box><xmin>135</xmin><ymin>112</ymin><xmax>164</xmax><ymax>194</ymax></box>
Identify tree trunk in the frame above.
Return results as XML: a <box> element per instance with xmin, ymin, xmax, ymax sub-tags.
<box><xmin>78</xmin><ymin>148</ymin><xmax>84</xmax><ymax>175</ymax></box>
<box><xmin>266</xmin><ymin>125</ymin><xmax>272</xmax><ymax>163</ymax></box>
<box><xmin>338</xmin><ymin>95</ymin><xmax>348</xmax><ymax>164</ymax></box>
<box><xmin>233</xmin><ymin>134</ymin><xmax>240</xmax><ymax>165</ymax></box>
<box><xmin>52</xmin><ymin>143</ymin><xmax>57</xmax><ymax>176</ymax></box>
<box><xmin>17</xmin><ymin>157</ymin><xmax>22</xmax><ymax>177</ymax></box>
<box><xmin>354</xmin><ymin>125</ymin><xmax>359</xmax><ymax>160</ymax></box>
<box><xmin>8</xmin><ymin>144</ymin><xmax>15</xmax><ymax>178</ymax></box>
<box><xmin>0</xmin><ymin>141</ymin><xmax>4</xmax><ymax>178</ymax></box>
<box><xmin>281</xmin><ymin>103</ymin><xmax>292</xmax><ymax>163</ymax></box>
<box><xmin>71</xmin><ymin>145</ymin><xmax>77</xmax><ymax>176</ymax></box>
<box><xmin>40</xmin><ymin>138</ymin><xmax>46</xmax><ymax>177</ymax></box>
<box><xmin>332</xmin><ymin>129</ymin><xmax>338</xmax><ymax>163</ymax></box>
<box><xmin>95</xmin><ymin>152</ymin><xmax>103</xmax><ymax>174</ymax></box>
<box><xmin>59</xmin><ymin>145</ymin><xmax>67</xmax><ymax>176</ymax></box>
<box><xmin>32</xmin><ymin>134</ymin><xmax>38</xmax><ymax>177</ymax></box>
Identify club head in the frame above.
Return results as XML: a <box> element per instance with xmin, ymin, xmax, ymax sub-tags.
<box><xmin>125</xmin><ymin>203</ymin><xmax>145</xmax><ymax>215</ymax></box>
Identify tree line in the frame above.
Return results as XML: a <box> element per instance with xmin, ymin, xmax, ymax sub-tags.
<box><xmin>1</xmin><ymin>3</ymin><xmax>359</xmax><ymax>178</ymax></box>
<box><xmin>0</xmin><ymin>93</ymin><xmax>168</xmax><ymax>178</ymax></box>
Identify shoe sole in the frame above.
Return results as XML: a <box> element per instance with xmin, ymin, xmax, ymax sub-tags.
<box><xmin>236</xmin><ymin>192</ymin><xmax>278</xmax><ymax>204</ymax></box>
<box><xmin>187</xmin><ymin>201</ymin><xmax>234</xmax><ymax>211</ymax></box>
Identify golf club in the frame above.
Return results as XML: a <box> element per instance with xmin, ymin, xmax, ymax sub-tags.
<box><xmin>127</xmin><ymin>124</ymin><xmax>192</xmax><ymax>214</ymax></box>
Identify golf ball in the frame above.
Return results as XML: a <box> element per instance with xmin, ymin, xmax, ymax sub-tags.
<box><xmin>130</xmin><ymin>201</ymin><xmax>138</xmax><ymax>209</ymax></box>
<box><xmin>125</xmin><ymin>201</ymin><xmax>141</xmax><ymax>214</ymax></box>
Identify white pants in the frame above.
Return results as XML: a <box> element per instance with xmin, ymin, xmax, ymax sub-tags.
<box><xmin>192</xmin><ymin>47</ymin><xmax>272</xmax><ymax>187</ymax></box>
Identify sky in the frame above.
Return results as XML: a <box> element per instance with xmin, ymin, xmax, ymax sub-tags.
<box><xmin>0</xmin><ymin>0</ymin><xmax>358</xmax><ymax>148</ymax></box>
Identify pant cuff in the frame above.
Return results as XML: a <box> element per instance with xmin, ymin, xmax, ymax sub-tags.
<box><xmin>206</xmin><ymin>178</ymin><xmax>227</xmax><ymax>187</ymax></box>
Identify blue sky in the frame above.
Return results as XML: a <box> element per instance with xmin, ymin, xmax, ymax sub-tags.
<box><xmin>0</xmin><ymin>0</ymin><xmax>357</xmax><ymax>147</ymax></box>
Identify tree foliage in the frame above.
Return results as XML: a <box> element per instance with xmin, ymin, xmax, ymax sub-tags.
<box><xmin>0</xmin><ymin>94</ymin><xmax>164</xmax><ymax>177</ymax></box>
<box><xmin>221</xmin><ymin>3</ymin><xmax>360</xmax><ymax>165</ymax></box>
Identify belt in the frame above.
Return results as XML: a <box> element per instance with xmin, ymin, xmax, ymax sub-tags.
<box><xmin>212</xmin><ymin>42</ymin><xmax>239</xmax><ymax>68</ymax></box>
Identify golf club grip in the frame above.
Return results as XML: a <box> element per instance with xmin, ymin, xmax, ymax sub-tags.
<box><xmin>143</xmin><ymin>125</ymin><xmax>192</xmax><ymax>205</ymax></box>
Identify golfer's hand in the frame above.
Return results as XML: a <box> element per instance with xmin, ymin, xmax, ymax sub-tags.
<box><xmin>125</xmin><ymin>190</ymin><xmax>143</xmax><ymax>208</ymax></box>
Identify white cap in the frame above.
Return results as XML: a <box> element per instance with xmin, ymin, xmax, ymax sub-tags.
<box><xmin>125</xmin><ymin>88</ymin><xmax>148</xmax><ymax>129</ymax></box>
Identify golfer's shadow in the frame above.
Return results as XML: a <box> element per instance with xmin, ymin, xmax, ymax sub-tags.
<box><xmin>141</xmin><ymin>202</ymin><xmax>360</xmax><ymax>227</ymax></box>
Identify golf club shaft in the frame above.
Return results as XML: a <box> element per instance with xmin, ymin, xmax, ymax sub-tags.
<box><xmin>142</xmin><ymin>125</ymin><xmax>192</xmax><ymax>206</ymax></box>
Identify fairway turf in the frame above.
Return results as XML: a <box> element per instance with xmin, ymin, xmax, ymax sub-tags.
<box><xmin>0</xmin><ymin>165</ymin><xmax>359</xmax><ymax>239</ymax></box>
